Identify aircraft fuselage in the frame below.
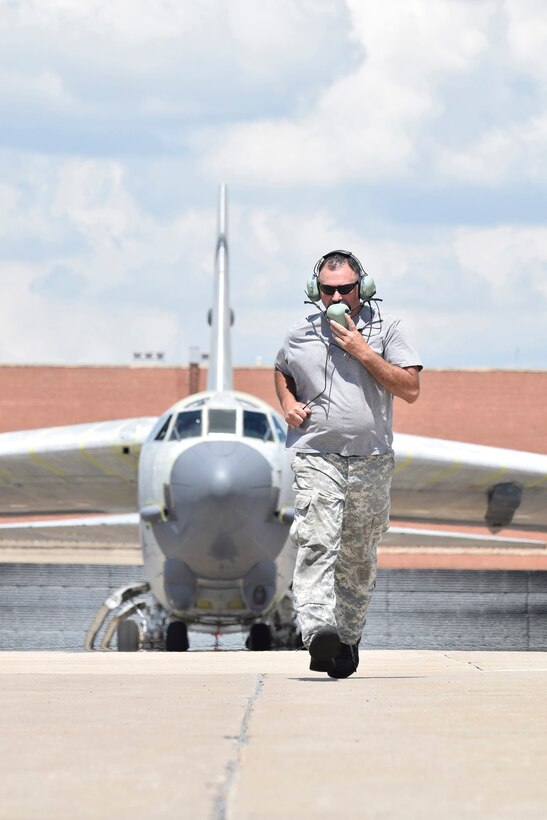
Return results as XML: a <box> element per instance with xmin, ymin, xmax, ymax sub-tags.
<box><xmin>137</xmin><ymin>389</ymin><xmax>296</xmax><ymax>631</ymax></box>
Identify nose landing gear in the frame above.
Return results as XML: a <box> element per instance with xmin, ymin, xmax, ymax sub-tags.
<box><xmin>246</xmin><ymin>623</ymin><xmax>272</xmax><ymax>651</ymax></box>
<box><xmin>166</xmin><ymin>621</ymin><xmax>190</xmax><ymax>652</ymax></box>
<box><xmin>117</xmin><ymin>619</ymin><xmax>140</xmax><ymax>652</ymax></box>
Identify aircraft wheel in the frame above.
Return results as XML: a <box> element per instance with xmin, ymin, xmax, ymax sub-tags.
<box><xmin>166</xmin><ymin>621</ymin><xmax>189</xmax><ymax>652</ymax></box>
<box><xmin>246</xmin><ymin>623</ymin><xmax>272</xmax><ymax>651</ymax></box>
<box><xmin>117</xmin><ymin>619</ymin><xmax>140</xmax><ymax>652</ymax></box>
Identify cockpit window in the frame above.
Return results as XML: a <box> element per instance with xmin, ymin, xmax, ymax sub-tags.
<box><xmin>243</xmin><ymin>411</ymin><xmax>274</xmax><ymax>442</ymax></box>
<box><xmin>208</xmin><ymin>409</ymin><xmax>237</xmax><ymax>434</ymax></box>
<box><xmin>154</xmin><ymin>415</ymin><xmax>172</xmax><ymax>441</ymax></box>
<box><xmin>272</xmin><ymin>415</ymin><xmax>287</xmax><ymax>443</ymax></box>
<box><xmin>185</xmin><ymin>398</ymin><xmax>207</xmax><ymax>408</ymax></box>
<box><xmin>170</xmin><ymin>410</ymin><xmax>202</xmax><ymax>440</ymax></box>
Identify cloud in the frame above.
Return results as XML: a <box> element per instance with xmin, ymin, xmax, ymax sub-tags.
<box><xmin>432</xmin><ymin>1</ymin><xmax>547</xmax><ymax>185</ymax></box>
<box><xmin>199</xmin><ymin>0</ymin><xmax>493</xmax><ymax>186</ymax></box>
<box><xmin>454</xmin><ymin>223</ymin><xmax>547</xmax><ymax>303</ymax></box>
<box><xmin>505</xmin><ymin>0</ymin><xmax>547</xmax><ymax>83</ymax></box>
<box><xmin>0</xmin><ymin>0</ymin><xmax>357</xmax><ymax>155</ymax></box>
<box><xmin>30</xmin><ymin>264</ymin><xmax>86</xmax><ymax>300</ymax></box>
<box><xmin>369</xmin><ymin>223</ymin><xmax>547</xmax><ymax>367</ymax></box>
<box><xmin>0</xmin><ymin>258</ymin><xmax>182</xmax><ymax>364</ymax></box>
<box><xmin>0</xmin><ymin>1</ymin><xmax>545</xmax><ymax>374</ymax></box>
<box><xmin>0</xmin><ymin>153</ymin><xmax>219</xmax><ymax>363</ymax></box>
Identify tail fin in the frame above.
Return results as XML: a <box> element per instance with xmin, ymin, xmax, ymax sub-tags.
<box><xmin>207</xmin><ymin>183</ymin><xmax>233</xmax><ymax>392</ymax></box>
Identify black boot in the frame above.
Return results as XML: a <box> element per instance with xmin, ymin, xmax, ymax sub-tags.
<box><xmin>308</xmin><ymin>626</ymin><xmax>340</xmax><ymax>672</ymax></box>
<box><xmin>328</xmin><ymin>642</ymin><xmax>359</xmax><ymax>678</ymax></box>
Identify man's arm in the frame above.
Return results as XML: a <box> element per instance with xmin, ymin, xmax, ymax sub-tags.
<box><xmin>274</xmin><ymin>369</ymin><xmax>312</xmax><ymax>428</ymax></box>
<box><xmin>330</xmin><ymin>318</ymin><xmax>420</xmax><ymax>403</ymax></box>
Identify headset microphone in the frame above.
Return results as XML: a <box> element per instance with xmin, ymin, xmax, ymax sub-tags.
<box><xmin>326</xmin><ymin>302</ymin><xmax>351</xmax><ymax>328</ymax></box>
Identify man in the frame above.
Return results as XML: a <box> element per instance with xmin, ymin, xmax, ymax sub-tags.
<box><xmin>275</xmin><ymin>250</ymin><xmax>422</xmax><ymax>678</ymax></box>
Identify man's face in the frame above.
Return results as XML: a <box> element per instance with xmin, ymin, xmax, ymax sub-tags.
<box><xmin>318</xmin><ymin>261</ymin><xmax>360</xmax><ymax>313</ymax></box>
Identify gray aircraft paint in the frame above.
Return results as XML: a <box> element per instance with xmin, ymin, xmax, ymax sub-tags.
<box><xmin>208</xmin><ymin>183</ymin><xmax>232</xmax><ymax>393</ymax></box>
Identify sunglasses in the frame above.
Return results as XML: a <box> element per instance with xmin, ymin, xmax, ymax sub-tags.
<box><xmin>319</xmin><ymin>282</ymin><xmax>358</xmax><ymax>296</ymax></box>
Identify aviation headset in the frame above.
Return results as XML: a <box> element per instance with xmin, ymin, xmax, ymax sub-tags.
<box><xmin>305</xmin><ymin>249</ymin><xmax>376</xmax><ymax>303</ymax></box>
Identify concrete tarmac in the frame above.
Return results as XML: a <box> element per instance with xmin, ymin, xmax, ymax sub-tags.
<box><xmin>1</xmin><ymin>651</ymin><xmax>546</xmax><ymax>820</ymax></box>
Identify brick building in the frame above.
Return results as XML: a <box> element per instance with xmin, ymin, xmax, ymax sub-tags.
<box><xmin>0</xmin><ymin>365</ymin><xmax>545</xmax><ymax>454</ymax></box>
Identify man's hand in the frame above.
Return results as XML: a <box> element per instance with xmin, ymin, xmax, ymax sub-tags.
<box><xmin>284</xmin><ymin>400</ymin><xmax>311</xmax><ymax>429</ymax></box>
<box><xmin>329</xmin><ymin>314</ymin><xmax>367</xmax><ymax>358</ymax></box>
<box><xmin>329</xmin><ymin>316</ymin><xmax>420</xmax><ymax>403</ymax></box>
<box><xmin>274</xmin><ymin>369</ymin><xmax>312</xmax><ymax>428</ymax></box>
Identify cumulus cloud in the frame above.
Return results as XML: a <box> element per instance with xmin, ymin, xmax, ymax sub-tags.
<box><xmin>505</xmin><ymin>0</ymin><xmax>547</xmax><ymax>82</ymax></box>
<box><xmin>454</xmin><ymin>224</ymin><xmax>547</xmax><ymax>303</ymax></box>
<box><xmin>0</xmin><ymin>0</ymin><xmax>545</xmax><ymax>372</ymax></box>
<box><xmin>432</xmin><ymin>1</ymin><xmax>547</xmax><ymax>184</ymax></box>
<box><xmin>0</xmin><ymin>258</ymin><xmax>182</xmax><ymax>364</ymax></box>
<box><xmin>199</xmin><ymin>0</ymin><xmax>493</xmax><ymax>185</ymax></box>
<box><xmin>0</xmin><ymin>153</ymin><xmax>219</xmax><ymax>363</ymax></box>
<box><xmin>0</xmin><ymin>0</ymin><xmax>357</xmax><ymax>155</ymax></box>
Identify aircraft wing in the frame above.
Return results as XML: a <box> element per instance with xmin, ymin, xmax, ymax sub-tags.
<box><xmin>1</xmin><ymin>514</ymin><xmax>542</xmax><ymax>552</ymax></box>
<box><xmin>0</xmin><ymin>513</ymin><xmax>141</xmax><ymax>564</ymax></box>
<box><xmin>0</xmin><ymin>417</ymin><xmax>545</xmax><ymax>534</ymax></box>
<box><xmin>0</xmin><ymin>513</ymin><xmax>140</xmax><ymax>543</ymax></box>
<box><xmin>391</xmin><ymin>433</ymin><xmax>547</xmax><ymax>532</ymax></box>
<box><xmin>0</xmin><ymin>418</ymin><xmax>157</xmax><ymax>516</ymax></box>
<box><xmin>382</xmin><ymin>526</ymin><xmax>545</xmax><ymax>550</ymax></box>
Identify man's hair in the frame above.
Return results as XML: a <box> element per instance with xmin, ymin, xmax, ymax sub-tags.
<box><xmin>318</xmin><ymin>252</ymin><xmax>360</xmax><ymax>278</ymax></box>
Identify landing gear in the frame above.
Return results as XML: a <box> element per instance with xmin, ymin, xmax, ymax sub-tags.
<box><xmin>166</xmin><ymin>621</ymin><xmax>189</xmax><ymax>652</ymax></box>
<box><xmin>85</xmin><ymin>581</ymin><xmax>159</xmax><ymax>651</ymax></box>
<box><xmin>246</xmin><ymin>623</ymin><xmax>272</xmax><ymax>651</ymax></box>
<box><xmin>245</xmin><ymin>590</ymin><xmax>301</xmax><ymax>651</ymax></box>
<box><xmin>117</xmin><ymin>619</ymin><xmax>140</xmax><ymax>652</ymax></box>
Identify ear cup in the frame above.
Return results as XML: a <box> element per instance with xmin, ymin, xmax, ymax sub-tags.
<box><xmin>359</xmin><ymin>274</ymin><xmax>376</xmax><ymax>301</ymax></box>
<box><xmin>306</xmin><ymin>273</ymin><xmax>320</xmax><ymax>302</ymax></box>
<box><xmin>309</xmin><ymin>251</ymin><xmax>377</xmax><ymax>302</ymax></box>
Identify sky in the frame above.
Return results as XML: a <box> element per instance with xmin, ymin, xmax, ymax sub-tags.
<box><xmin>0</xmin><ymin>0</ymin><xmax>546</xmax><ymax>371</ymax></box>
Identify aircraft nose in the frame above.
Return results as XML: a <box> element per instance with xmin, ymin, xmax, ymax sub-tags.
<box><xmin>157</xmin><ymin>440</ymin><xmax>278</xmax><ymax>572</ymax></box>
<box><xmin>207</xmin><ymin>458</ymin><xmax>234</xmax><ymax>497</ymax></box>
<box><xmin>170</xmin><ymin>440</ymin><xmax>272</xmax><ymax>503</ymax></box>
<box><xmin>148</xmin><ymin>439</ymin><xmax>282</xmax><ymax>578</ymax></box>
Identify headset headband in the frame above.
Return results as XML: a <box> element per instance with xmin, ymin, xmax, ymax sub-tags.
<box><xmin>313</xmin><ymin>249</ymin><xmax>366</xmax><ymax>279</ymax></box>
<box><xmin>306</xmin><ymin>248</ymin><xmax>376</xmax><ymax>303</ymax></box>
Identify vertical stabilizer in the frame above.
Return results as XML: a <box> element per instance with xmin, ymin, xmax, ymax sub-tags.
<box><xmin>207</xmin><ymin>183</ymin><xmax>233</xmax><ymax>392</ymax></box>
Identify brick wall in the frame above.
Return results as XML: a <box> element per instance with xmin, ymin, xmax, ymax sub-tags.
<box><xmin>394</xmin><ymin>370</ymin><xmax>547</xmax><ymax>453</ymax></box>
<box><xmin>0</xmin><ymin>365</ymin><xmax>545</xmax><ymax>454</ymax></box>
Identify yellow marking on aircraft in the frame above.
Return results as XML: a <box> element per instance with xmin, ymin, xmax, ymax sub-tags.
<box><xmin>109</xmin><ymin>420</ymin><xmax>143</xmax><ymax>469</ymax></box>
<box><xmin>471</xmin><ymin>465</ymin><xmax>508</xmax><ymax>489</ymax></box>
<box><xmin>423</xmin><ymin>459</ymin><xmax>462</xmax><ymax>485</ymax></box>
<box><xmin>0</xmin><ymin>465</ymin><xmax>15</xmax><ymax>482</ymax></box>
<box><xmin>28</xmin><ymin>453</ymin><xmax>66</xmax><ymax>477</ymax></box>
<box><xmin>29</xmin><ymin>431</ymin><xmax>67</xmax><ymax>477</ymax></box>
<box><xmin>79</xmin><ymin>423</ymin><xmax>133</xmax><ymax>483</ymax></box>
<box><xmin>524</xmin><ymin>474</ymin><xmax>547</xmax><ymax>489</ymax></box>
<box><xmin>394</xmin><ymin>453</ymin><xmax>413</xmax><ymax>474</ymax></box>
<box><xmin>227</xmin><ymin>598</ymin><xmax>245</xmax><ymax>610</ymax></box>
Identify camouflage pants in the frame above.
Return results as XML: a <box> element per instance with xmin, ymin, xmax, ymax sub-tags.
<box><xmin>290</xmin><ymin>452</ymin><xmax>394</xmax><ymax>646</ymax></box>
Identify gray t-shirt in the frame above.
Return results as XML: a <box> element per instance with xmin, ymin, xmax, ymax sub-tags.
<box><xmin>275</xmin><ymin>304</ymin><xmax>422</xmax><ymax>456</ymax></box>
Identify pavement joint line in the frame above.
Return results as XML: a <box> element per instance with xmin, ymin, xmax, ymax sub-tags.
<box><xmin>211</xmin><ymin>672</ymin><xmax>265</xmax><ymax>820</ymax></box>
<box><xmin>443</xmin><ymin>652</ymin><xmax>484</xmax><ymax>672</ymax></box>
